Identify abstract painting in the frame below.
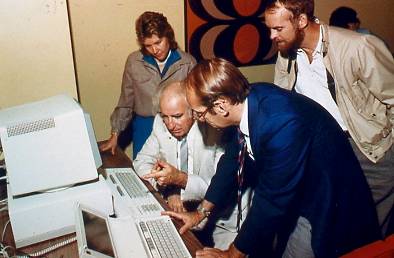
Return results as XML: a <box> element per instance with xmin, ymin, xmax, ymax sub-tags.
<box><xmin>185</xmin><ymin>0</ymin><xmax>277</xmax><ymax>67</ymax></box>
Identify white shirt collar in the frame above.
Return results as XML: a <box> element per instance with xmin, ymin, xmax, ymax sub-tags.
<box><xmin>239</xmin><ymin>98</ymin><xmax>254</xmax><ymax>159</ymax></box>
<box><xmin>154</xmin><ymin>49</ymin><xmax>171</xmax><ymax>66</ymax></box>
<box><xmin>239</xmin><ymin>98</ymin><xmax>249</xmax><ymax>137</ymax></box>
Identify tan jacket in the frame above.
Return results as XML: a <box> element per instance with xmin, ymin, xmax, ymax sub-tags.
<box><xmin>110</xmin><ymin>49</ymin><xmax>196</xmax><ymax>132</ymax></box>
<box><xmin>274</xmin><ymin>24</ymin><xmax>394</xmax><ymax>162</ymax></box>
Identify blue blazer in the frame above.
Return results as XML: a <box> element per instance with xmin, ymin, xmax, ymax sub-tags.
<box><xmin>205</xmin><ymin>83</ymin><xmax>380</xmax><ymax>257</ymax></box>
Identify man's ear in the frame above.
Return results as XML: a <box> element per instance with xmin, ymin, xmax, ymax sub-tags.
<box><xmin>298</xmin><ymin>13</ymin><xmax>308</xmax><ymax>29</ymax></box>
<box><xmin>213</xmin><ymin>97</ymin><xmax>230</xmax><ymax>116</ymax></box>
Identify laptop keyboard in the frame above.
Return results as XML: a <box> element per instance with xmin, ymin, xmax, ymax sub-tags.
<box><xmin>139</xmin><ymin>217</ymin><xmax>191</xmax><ymax>258</ymax></box>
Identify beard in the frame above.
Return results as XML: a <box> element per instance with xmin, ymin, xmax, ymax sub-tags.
<box><xmin>277</xmin><ymin>28</ymin><xmax>305</xmax><ymax>58</ymax></box>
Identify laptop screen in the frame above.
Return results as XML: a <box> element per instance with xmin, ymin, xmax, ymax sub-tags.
<box><xmin>82</xmin><ymin>210</ymin><xmax>115</xmax><ymax>257</ymax></box>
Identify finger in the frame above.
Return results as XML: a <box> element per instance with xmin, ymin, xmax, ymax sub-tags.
<box><xmin>98</xmin><ymin>143</ymin><xmax>106</xmax><ymax>151</ymax></box>
<box><xmin>179</xmin><ymin>224</ymin><xmax>190</xmax><ymax>235</ymax></box>
<box><xmin>197</xmin><ymin>248</ymin><xmax>222</xmax><ymax>257</ymax></box>
<box><xmin>140</xmin><ymin>175</ymin><xmax>150</xmax><ymax>182</ymax></box>
<box><xmin>175</xmin><ymin>206</ymin><xmax>184</xmax><ymax>213</ymax></box>
<box><xmin>152</xmin><ymin>162</ymin><xmax>160</xmax><ymax>171</ymax></box>
<box><xmin>142</xmin><ymin>171</ymin><xmax>163</xmax><ymax>179</ymax></box>
<box><xmin>157</xmin><ymin>159</ymin><xmax>169</xmax><ymax>167</ymax></box>
<box><xmin>156</xmin><ymin>178</ymin><xmax>165</xmax><ymax>186</ymax></box>
<box><xmin>161</xmin><ymin>210</ymin><xmax>183</xmax><ymax>220</ymax></box>
<box><xmin>100</xmin><ymin>142</ymin><xmax>110</xmax><ymax>151</ymax></box>
<box><xmin>149</xmin><ymin>168</ymin><xmax>162</xmax><ymax>175</ymax></box>
<box><xmin>196</xmin><ymin>250</ymin><xmax>220</xmax><ymax>258</ymax></box>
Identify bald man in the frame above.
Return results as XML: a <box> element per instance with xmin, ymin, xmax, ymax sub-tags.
<box><xmin>133</xmin><ymin>81</ymin><xmax>252</xmax><ymax>249</ymax></box>
<box><xmin>134</xmin><ymin>81</ymin><xmax>223</xmax><ymax>210</ymax></box>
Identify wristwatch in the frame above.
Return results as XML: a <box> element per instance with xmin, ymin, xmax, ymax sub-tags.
<box><xmin>197</xmin><ymin>206</ymin><xmax>211</xmax><ymax>218</ymax></box>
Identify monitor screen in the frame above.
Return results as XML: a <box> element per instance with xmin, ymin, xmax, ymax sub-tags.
<box><xmin>0</xmin><ymin>94</ymin><xmax>102</xmax><ymax>196</ymax></box>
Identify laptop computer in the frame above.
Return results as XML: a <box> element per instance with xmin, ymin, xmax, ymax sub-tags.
<box><xmin>75</xmin><ymin>202</ymin><xmax>192</xmax><ymax>258</ymax></box>
<box><xmin>104</xmin><ymin>167</ymin><xmax>164</xmax><ymax>218</ymax></box>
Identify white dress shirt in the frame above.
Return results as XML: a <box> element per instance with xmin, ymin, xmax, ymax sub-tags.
<box><xmin>295</xmin><ymin>26</ymin><xmax>347</xmax><ymax>130</ymax></box>
<box><xmin>239</xmin><ymin>99</ymin><xmax>255</xmax><ymax>160</ymax></box>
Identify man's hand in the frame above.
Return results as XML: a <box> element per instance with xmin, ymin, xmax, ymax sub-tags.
<box><xmin>196</xmin><ymin>244</ymin><xmax>246</xmax><ymax>258</ymax></box>
<box><xmin>161</xmin><ymin>210</ymin><xmax>205</xmax><ymax>234</ymax></box>
<box><xmin>99</xmin><ymin>133</ymin><xmax>118</xmax><ymax>155</ymax></box>
<box><xmin>142</xmin><ymin>160</ymin><xmax>187</xmax><ymax>188</ymax></box>
<box><xmin>167</xmin><ymin>194</ymin><xmax>186</xmax><ymax>213</ymax></box>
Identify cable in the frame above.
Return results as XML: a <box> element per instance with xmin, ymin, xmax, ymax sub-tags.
<box><xmin>0</xmin><ymin>242</ymin><xmax>14</xmax><ymax>258</ymax></box>
<box><xmin>2</xmin><ymin>221</ymin><xmax>76</xmax><ymax>257</ymax></box>
<box><xmin>1</xmin><ymin>220</ymin><xmax>10</xmax><ymax>243</ymax></box>
<box><xmin>25</xmin><ymin>236</ymin><xmax>77</xmax><ymax>257</ymax></box>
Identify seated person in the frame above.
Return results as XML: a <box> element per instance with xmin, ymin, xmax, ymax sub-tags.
<box><xmin>133</xmin><ymin>81</ymin><xmax>252</xmax><ymax>249</ymax></box>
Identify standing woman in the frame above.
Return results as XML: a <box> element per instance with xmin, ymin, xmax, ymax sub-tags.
<box><xmin>100</xmin><ymin>11</ymin><xmax>196</xmax><ymax>158</ymax></box>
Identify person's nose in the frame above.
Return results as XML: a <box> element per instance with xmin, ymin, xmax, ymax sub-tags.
<box><xmin>152</xmin><ymin>45</ymin><xmax>159</xmax><ymax>54</ymax></box>
<box><xmin>167</xmin><ymin>118</ymin><xmax>176</xmax><ymax>130</ymax></box>
<box><xmin>270</xmin><ymin>29</ymin><xmax>277</xmax><ymax>40</ymax></box>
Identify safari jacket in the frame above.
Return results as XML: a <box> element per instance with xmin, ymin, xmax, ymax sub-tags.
<box><xmin>274</xmin><ymin>24</ymin><xmax>394</xmax><ymax>163</ymax></box>
<box><xmin>110</xmin><ymin>49</ymin><xmax>196</xmax><ymax>133</ymax></box>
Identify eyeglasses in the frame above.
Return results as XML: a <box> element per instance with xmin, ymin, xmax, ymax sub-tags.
<box><xmin>192</xmin><ymin>108</ymin><xmax>209</xmax><ymax>120</ymax></box>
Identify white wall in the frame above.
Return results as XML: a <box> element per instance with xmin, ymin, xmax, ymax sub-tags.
<box><xmin>0</xmin><ymin>0</ymin><xmax>77</xmax><ymax>108</ymax></box>
<box><xmin>2</xmin><ymin>0</ymin><xmax>392</xmax><ymax>156</ymax></box>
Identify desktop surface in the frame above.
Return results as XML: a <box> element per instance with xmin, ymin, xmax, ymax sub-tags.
<box><xmin>0</xmin><ymin>144</ymin><xmax>203</xmax><ymax>257</ymax></box>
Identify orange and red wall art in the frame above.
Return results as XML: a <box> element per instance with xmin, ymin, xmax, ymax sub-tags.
<box><xmin>185</xmin><ymin>0</ymin><xmax>277</xmax><ymax>67</ymax></box>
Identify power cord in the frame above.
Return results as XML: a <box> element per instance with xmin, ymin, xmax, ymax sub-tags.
<box><xmin>0</xmin><ymin>241</ymin><xmax>14</xmax><ymax>258</ymax></box>
<box><xmin>0</xmin><ymin>219</ymin><xmax>13</xmax><ymax>258</ymax></box>
<box><xmin>1</xmin><ymin>219</ymin><xmax>76</xmax><ymax>257</ymax></box>
<box><xmin>1</xmin><ymin>220</ymin><xmax>10</xmax><ymax>243</ymax></box>
<box><xmin>22</xmin><ymin>236</ymin><xmax>77</xmax><ymax>257</ymax></box>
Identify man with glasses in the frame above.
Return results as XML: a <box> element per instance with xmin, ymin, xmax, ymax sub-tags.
<box><xmin>134</xmin><ymin>81</ymin><xmax>252</xmax><ymax>249</ymax></box>
<box><xmin>163</xmin><ymin>58</ymin><xmax>380</xmax><ymax>257</ymax></box>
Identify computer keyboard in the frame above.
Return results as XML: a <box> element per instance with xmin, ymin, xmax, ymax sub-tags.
<box><xmin>139</xmin><ymin>217</ymin><xmax>191</xmax><ymax>258</ymax></box>
<box><xmin>105</xmin><ymin>167</ymin><xmax>164</xmax><ymax>217</ymax></box>
<box><xmin>114</xmin><ymin>171</ymin><xmax>148</xmax><ymax>198</ymax></box>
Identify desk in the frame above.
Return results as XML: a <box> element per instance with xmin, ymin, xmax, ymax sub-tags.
<box><xmin>0</xmin><ymin>146</ymin><xmax>203</xmax><ymax>257</ymax></box>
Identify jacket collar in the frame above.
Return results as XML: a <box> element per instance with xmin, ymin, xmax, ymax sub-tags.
<box><xmin>321</xmin><ymin>23</ymin><xmax>329</xmax><ymax>57</ymax></box>
<box><xmin>142</xmin><ymin>49</ymin><xmax>181</xmax><ymax>77</ymax></box>
<box><xmin>285</xmin><ymin>22</ymin><xmax>330</xmax><ymax>74</ymax></box>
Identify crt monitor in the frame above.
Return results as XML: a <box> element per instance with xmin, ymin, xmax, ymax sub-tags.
<box><xmin>0</xmin><ymin>94</ymin><xmax>102</xmax><ymax>196</ymax></box>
